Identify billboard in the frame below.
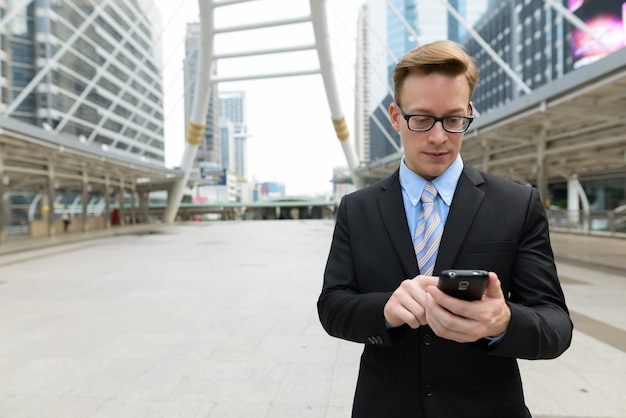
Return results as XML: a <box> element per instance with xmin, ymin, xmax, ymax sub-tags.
<box><xmin>569</xmin><ymin>0</ymin><xmax>626</xmax><ymax>69</ymax></box>
<box><xmin>199</xmin><ymin>167</ymin><xmax>227</xmax><ymax>186</ymax></box>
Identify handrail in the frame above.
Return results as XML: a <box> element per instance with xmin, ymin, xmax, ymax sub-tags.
<box><xmin>546</xmin><ymin>208</ymin><xmax>626</xmax><ymax>238</ymax></box>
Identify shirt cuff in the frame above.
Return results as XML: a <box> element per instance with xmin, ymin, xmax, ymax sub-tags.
<box><xmin>485</xmin><ymin>331</ymin><xmax>506</xmax><ymax>345</ymax></box>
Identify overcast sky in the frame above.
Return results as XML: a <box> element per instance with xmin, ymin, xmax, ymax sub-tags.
<box><xmin>153</xmin><ymin>0</ymin><xmax>363</xmax><ymax>196</ymax></box>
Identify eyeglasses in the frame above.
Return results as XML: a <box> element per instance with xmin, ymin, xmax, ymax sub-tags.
<box><xmin>396</xmin><ymin>105</ymin><xmax>474</xmax><ymax>133</ymax></box>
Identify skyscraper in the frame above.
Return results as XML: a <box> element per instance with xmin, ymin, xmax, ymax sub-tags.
<box><xmin>184</xmin><ymin>22</ymin><xmax>220</xmax><ymax>170</ymax></box>
<box><xmin>1</xmin><ymin>0</ymin><xmax>166</xmax><ymax>163</ymax></box>
<box><xmin>357</xmin><ymin>0</ymin><xmax>488</xmax><ymax>162</ymax></box>
<box><xmin>219</xmin><ymin>91</ymin><xmax>249</xmax><ymax>181</ymax></box>
<box><xmin>464</xmin><ymin>0</ymin><xmax>574</xmax><ymax>113</ymax></box>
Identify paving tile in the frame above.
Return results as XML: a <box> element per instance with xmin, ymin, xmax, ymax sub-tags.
<box><xmin>0</xmin><ymin>221</ymin><xmax>624</xmax><ymax>418</ymax></box>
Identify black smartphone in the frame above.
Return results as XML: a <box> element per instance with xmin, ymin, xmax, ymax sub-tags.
<box><xmin>438</xmin><ymin>269</ymin><xmax>489</xmax><ymax>301</ymax></box>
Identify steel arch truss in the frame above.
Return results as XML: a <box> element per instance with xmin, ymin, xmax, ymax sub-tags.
<box><xmin>164</xmin><ymin>0</ymin><xmax>362</xmax><ymax>222</ymax></box>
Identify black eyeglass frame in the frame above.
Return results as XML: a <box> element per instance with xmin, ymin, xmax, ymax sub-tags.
<box><xmin>396</xmin><ymin>104</ymin><xmax>474</xmax><ymax>133</ymax></box>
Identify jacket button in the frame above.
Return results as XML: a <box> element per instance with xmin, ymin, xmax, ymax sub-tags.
<box><xmin>423</xmin><ymin>334</ymin><xmax>432</xmax><ymax>346</ymax></box>
<box><xmin>423</xmin><ymin>385</ymin><xmax>434</xmax><ymax>397</ymax></box>
<box><xmin>367</xmin><ymin>336</ymin><xmax>382</xmax><ymax>345</ymax></box>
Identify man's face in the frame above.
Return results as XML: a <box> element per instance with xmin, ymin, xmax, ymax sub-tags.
<box><xmin>390</xmin><ymin>72</ymin><xmax>471</xmax><ymax>181</ymax></box>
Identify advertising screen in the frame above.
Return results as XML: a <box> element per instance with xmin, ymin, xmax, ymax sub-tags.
<box><xmin>569</xmin><ymin>0</ymin><xmax>626</xmax><ymax>68</ymax></box>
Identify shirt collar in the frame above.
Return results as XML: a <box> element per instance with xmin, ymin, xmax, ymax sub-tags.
<box><xmin>399</xmin><ymin>154</ymin><xmax>464</xmax><ymax>207</ymax></box>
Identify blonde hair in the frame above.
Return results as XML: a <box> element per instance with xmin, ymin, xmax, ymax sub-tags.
<box><xmin>392</xmin><ymin>40</ymin><xmax>479</xmax><ymax>107</ymax></box>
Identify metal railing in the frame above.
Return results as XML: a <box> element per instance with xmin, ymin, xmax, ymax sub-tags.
<box><xmin>546</xmin><ymin>206</ymin><xmax>626</xmax><ymax>238</ymax></box>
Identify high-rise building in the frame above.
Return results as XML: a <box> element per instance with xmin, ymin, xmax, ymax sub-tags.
<box><xmin>219</xmin><ymin>91</ymin><xmax>249</xmax><ymax>180</ymax></box>
<box><xmin>1</xmin><ymin>0</ymin><xmax>166</xmax><ymax>163</ymax></box>
<box><xmin>465</xmin><ymin>0</ymin><xmax>625</xmax><ymax>114</ymax></box>
<box><xmin>464</xmin><ymin>0</ymin><xmax>573</xmax><ymax>113</ymax></box>
<box><xmin>219</xmin><ymin>117</ymin><xmax>235</xmax><ymax>175</ymax></box>
<box><xmin>354</xmin><ymin>2</ymin><xmax>371</xmax><ymax>165</ymax></box>
<box><xmin>184</xmin><ymin>26</ymin><xmax>248</xmax><ymax>200</ymax></box>
<box><xmin>357</xmin><ymin>0</ymin><xmax>488</xmax><ymax>162</ymax></box>
<box><xmin>184</xmin><ymin>22</ymin><xmax>219</xmax><ymax>169</ymax></box>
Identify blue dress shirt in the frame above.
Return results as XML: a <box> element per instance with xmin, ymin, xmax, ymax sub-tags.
<box><xmin>397</xmin><ymin>155</ymin><xmax>505</xmax><ymax>344</ymax></box>
<box><xmin>399</xmin><ymin>154</ymin><xmax>463</xmax><ymax>246</ymax></box>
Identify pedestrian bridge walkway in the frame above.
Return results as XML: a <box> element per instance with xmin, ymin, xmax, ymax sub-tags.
<box><xmin>0</xmin><ymin>221</ymin><xmax>624</xmax><ymax>417</ymax></box>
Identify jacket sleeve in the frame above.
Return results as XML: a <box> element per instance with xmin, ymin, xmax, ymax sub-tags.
<box><xmin>490</xmin><ymin>187</ymin><xmax>573</xmax><ymax>359</ymax></box>
<box><xmin>317</xmin><ymin>194</ymin><xmax>403</xmax><ymax>347</ymax></box>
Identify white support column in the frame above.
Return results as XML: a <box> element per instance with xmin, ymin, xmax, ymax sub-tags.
<box><xmin>164</xmin><ymin>0</ymin><xmax>215</xmax><ymax>223</ymax></box>
<box><xmin>129</xmin><ymin>187</ymin><xmax>137</xmax><ymax>225</ymax></box>
<box><xmin>0</xmin><ymin>152</ymin><xmax>5</xmax><ymax>245</ymax></box>
<box><xmin>118</xmin><ymin>177</ymin><xmax>126</xmax><ymax>226</ymax></box>
<box><xmin>535</xmin><ymin>124</ymin><xmax>548</xmax><ymax>203</ymax></box>
<box><xmin>46</xmin><ymin>164</ymin><xmax>56</xmax><ymax>237</ymax></box>
<box><xmin>81</xmin><ymin>169</ymin><xmax>89</xmax><ymax>233</ymax></box>
<box><xmin>104</xmin><ymin>174</ymin><xmax>111</xmax><ymax>229</ymax></box>
<box><xmin>567</xmin><ymin>175</ymin><xmax>590</xmax><ymax>232</ymax></box>
<box><xmin>310</xmin><ymin>0</ymin><xmax>364</xmax><ymax>189</ymax></box>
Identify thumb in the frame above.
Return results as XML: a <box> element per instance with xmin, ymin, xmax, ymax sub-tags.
<box><xmin>483</xmin><ymin>272</ymin><xmax>503</xmax><ymax>299</ymax></box>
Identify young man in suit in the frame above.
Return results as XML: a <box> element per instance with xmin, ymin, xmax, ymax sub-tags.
<box><xmin>317</xmin><ymin>40</ymin><xmax>572</xmax><ymax>418</ymax></box>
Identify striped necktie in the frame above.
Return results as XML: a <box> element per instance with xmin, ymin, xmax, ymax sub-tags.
<box><xmin>414</xmin><ymin>182</ymin><xmax>443</xmax><ymax>276</ymax></box>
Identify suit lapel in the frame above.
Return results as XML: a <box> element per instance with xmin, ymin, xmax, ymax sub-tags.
<box><xmin>376</xmin><ymin>170</ymin><xmax>420</xmax><ymax>278</ymax></box>
<box><xmin>434</xmin><ymin>165</ymin><xmax>485</xmax><ymax>272</ymax></box>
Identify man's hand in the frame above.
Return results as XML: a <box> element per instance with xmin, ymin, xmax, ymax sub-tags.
<box><xmin>384</xmin><ymin>275</ymin><xmax>439</xmax><ymax>329</ymax></box>
<box><xmin>424</xmin><ymin>272</ymin><xmax>511</xmax><ymax>343</ymax></box>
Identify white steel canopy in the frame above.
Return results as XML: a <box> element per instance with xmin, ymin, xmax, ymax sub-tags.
<box><xmin>163</xmin><ymin>0</ymin><xmax>361</xmax><ymax>222</ymax></box>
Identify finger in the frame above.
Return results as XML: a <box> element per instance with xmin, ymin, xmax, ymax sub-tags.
<box><xmin>387</xmin><ymin>280</ymin><xmax>431</xmax><ymax>328</ymax></box>
<box><xmin>397</xmin><ymin>295</ymin><xmax>428</xmax><ymax>328</ymax></box>
<box><xmin>483</xmin><ymin>272</ymin><xmax>503</xmax><ymax>299</ymax></box>
<box><xmin>385</xmin><ymin>288</ymin><xmax>424</xmax><ymax>327</ymax></box>
<box><xmin>414</xmin><ymin>274</ymin><xmax>439</xmax><ymax>289</ymax></box>
<box><xmin>426</xmin><ymin>292</ymin><xmax>480</xmax><ymax>342</ymax></box>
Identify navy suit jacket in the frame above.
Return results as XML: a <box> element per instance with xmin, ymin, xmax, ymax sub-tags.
<box><xmin>318</xmin><ymin>164</ymin><xmax>572</xmax><ymax>418</ymax></box>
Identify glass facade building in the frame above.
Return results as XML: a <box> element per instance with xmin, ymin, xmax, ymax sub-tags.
<box><xmin>1</xmin><ymin>0</ymin><xmax>166</xmax><ymax>163</ymax></box>
<box><xmin>465</xmin><ymin>0</ymin><xmax>626</xmax><ymax>115</ymax></box>
<box><xmin>465</xmin><ymin>0</ymin><xmax>572</xmax><ymax>114</ymax></box>
<box><xmin>359</xmin><ymin>0</ymin><xmax>486</xmax><ymax>162</ymax></box>
<box><xmin>219</xmin><ymin>91</ymin><xmax>248</xmax><ymax>181</ymax></box>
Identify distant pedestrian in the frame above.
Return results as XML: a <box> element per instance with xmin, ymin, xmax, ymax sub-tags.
<box><xmin>61</xmin><ymin>209</ymin><xmax>71</xmax><ymax>232</ymax></box>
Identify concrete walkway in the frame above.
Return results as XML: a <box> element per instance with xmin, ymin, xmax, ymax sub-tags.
<box><xmin>0</xmin><ymin>220</ymin><xmax>624</xmax><ymax>417</ymax></box>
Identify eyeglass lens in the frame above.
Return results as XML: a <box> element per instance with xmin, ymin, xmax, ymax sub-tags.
<box><xmin>408</xmin><ymin>116</ymin><xmax>469</xmax><ymax>132</ymax></box>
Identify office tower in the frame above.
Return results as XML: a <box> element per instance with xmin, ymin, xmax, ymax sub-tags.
<box><xmin>465</xmin><ymin>0</ymin><xmax>574</xmax><ymax>113</ymax></box>
<box><xmin>357</xmin><ymin>0</ymin><xmax>488</xmax><ymax>162</ymax></box>
<box><xmin>354</xmin><ymin>2</ymin><xmax>372</xmax><ymax>164</ymax></box>
<box><xmin>184</xmin><ymin>22</ymin><xmax>220</xmax><ymax>170</ymax></box>
<box><xmin>1</xmin><ymin>0</ymin><xmax>166</xmax><ymax>163</ymax></box>
<box><xmin>466</xmin><ymin>0</ymin><xmax>625</xmax><ymax>113</ymax></box>
<box><xmin>219</xmin><ymin>91</ymin><xmax>248</xmax><ymax>181</ymax></box>
<box><xmin>220</xmin><ymin>117</ymin><xmax>236</xmax><ymax>175</ymax></box>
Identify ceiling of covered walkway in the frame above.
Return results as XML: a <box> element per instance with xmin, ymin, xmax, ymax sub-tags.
<box><xmin>0</xmin><ymin>117</ymin><xmax>181</xmax><ymax>195</ymax></box>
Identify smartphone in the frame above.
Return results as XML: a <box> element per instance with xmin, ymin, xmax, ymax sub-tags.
<box><xmin>438</xmin><ymin>269</ymin><xmax>489</xmax><ymax>301</ymax></box>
